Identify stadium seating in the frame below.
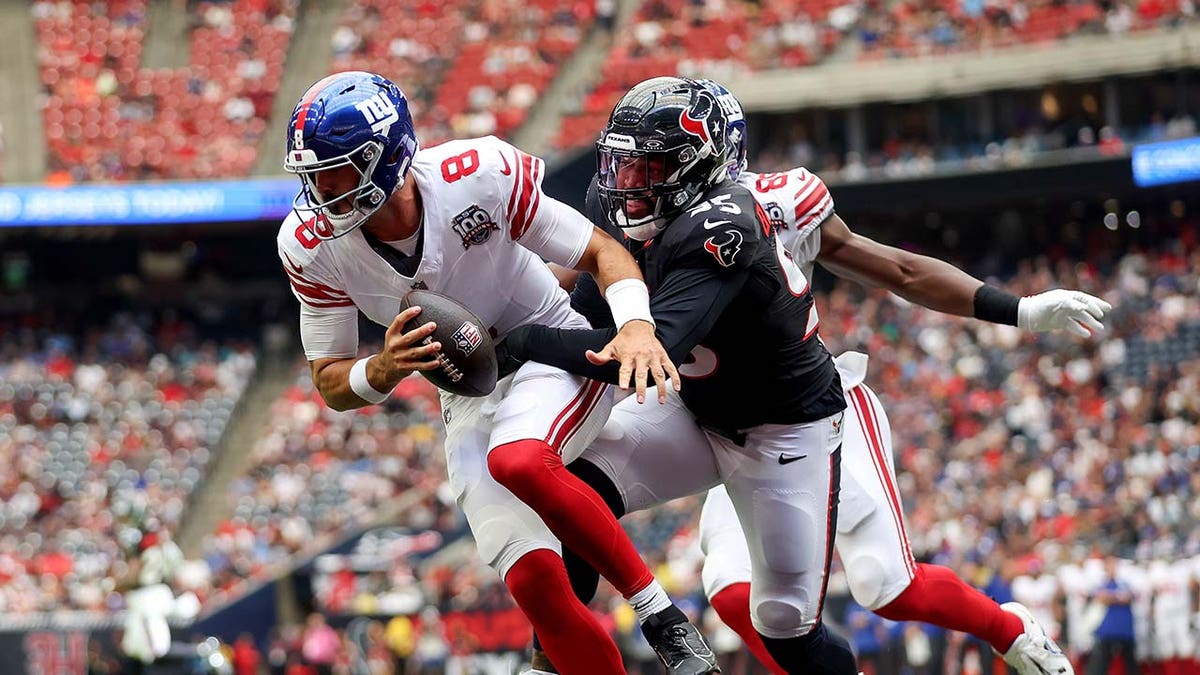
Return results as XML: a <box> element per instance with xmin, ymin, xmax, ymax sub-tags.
<box><xmin>552</xmin><ymin>0</ymin><xmax>1196</xmax><ymax>151</ymax></box>
<box><xmin>34</xmin><ymin>0</ymin><xmax>296</xmax><ymax>182</ymax></box>
<box><xmin>200</xmin><ymin>369</ymin><xmax>455</xmax><ymax>600</ymax></box>
<box><xmin>328</xmin><ymin>0</ymin><xmax>594</xmax><ymax>147</ymax></box>
<box><xmin>0</xmin><ymin>313</ymin><xmax>255</xmax><ymax>613</ymax></box>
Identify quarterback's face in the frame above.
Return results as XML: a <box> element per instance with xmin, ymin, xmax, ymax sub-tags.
<box><xmin>615</xmin><ymin>156</ymin><xmax>666</xmax><ymax>219</ymax></box>
<box><xmin>311</xmin><ymin>164</ymin><xmax>359</xmax><ymax>215</ymax></box>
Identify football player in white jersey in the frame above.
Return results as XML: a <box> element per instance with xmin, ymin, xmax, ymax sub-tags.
<box><xmin>277</xmin><ymin>71</ymin><xmax>718</xmax><ymax>674</ymax></box>
<box><xmin>1012</xmin><ymin>562</ymin><xmax>1063</xmax><ymax>642</ymax></box>
<box><xmin>1057</xmin><ymin>554</ymin><xmax>1106</xmax><ymax>660</ymax></box>
<box><xmin>1149</xmin><ymin>557</ymin><xmax>1195</xmax><ymax>675</ymax></box>
<box><xmin>683</xmin><ymin>79</ymin><xmax>1111</xmax><ymax>675</ymax></box>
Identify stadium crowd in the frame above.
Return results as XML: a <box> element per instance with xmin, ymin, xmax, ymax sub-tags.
<box><xmin>199</xmin><ymin>372</ymin><xmax>454</xmax><ymax>604</ymax></box>
<box><xmin>750</xmin><ymin>109</ymin><xmax>1199</xmax><ymax>181</ymax></box>
<box><xmin>328</xmin><ymin>0</ymin><xmax>599</xmax><ymax>147</ymax></box>
<box><xmin>553</xmin><ymin>0</ymin><xmax>1197</xmax><ymax>149</ymax></box>
<box><xmin>33</xmin><ymin>0</ymin><xmax>297</xmax><ymax>182</ymax></box>
<box><xmin>0</xmin><ymin>311</ymin><xmax>256</xmax><ymax>615</ymax></box>
<box><xmin>20</xmin><ymin>0</ymin><xmax>1196</xmax><ymax>174</ymax></box>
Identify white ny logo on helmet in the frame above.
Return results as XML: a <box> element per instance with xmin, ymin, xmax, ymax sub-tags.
<box><xmin>355</xmin><ymin>92</ymin><xmax>400</xmax><ymax>136</ymax></box>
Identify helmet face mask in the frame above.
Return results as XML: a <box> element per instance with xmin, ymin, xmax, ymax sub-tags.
<box><xmin>284</xmin><ymin>72</ymin><xmax>419</xmax><ymax>240</ymax></box>
<box><xmin>597</xmin><ymin>141</ymin><xmax>704</xmax><ymax>240</ymax></box>
<box><xmin>596</xmin><ymin>77</ymin><xmax>731</xmax><ymax>241</ymax></box>
<box><xmin>290</xmin><ymin>140</ymin><xmax>387</xmax><ymax>235</ymax></box>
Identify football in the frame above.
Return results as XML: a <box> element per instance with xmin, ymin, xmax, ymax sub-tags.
<box><xmin>399</xmin><ymin>289</ymin><xmax>498</xmax><ymax>397</ymax></box>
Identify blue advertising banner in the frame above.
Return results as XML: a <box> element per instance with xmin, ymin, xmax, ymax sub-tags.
<box><xmin>0</xmin><ymin>178</ymin><xmax>298</xmax><ymax>226</ymax></box>
<box><xmin>1131</xmin><ymin>136</ymin><xmax>1200</xmax><ymax>188</ymax></box>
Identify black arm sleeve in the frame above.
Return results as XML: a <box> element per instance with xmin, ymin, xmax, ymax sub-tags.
<box><xmin>570</xmin><ymin>272</ymin><xmax>615</xmax><ymax>329</ymax></box>
<box><xmin>507</xmin><ymin>265</ymin><xmax>750</xmax><ymax>384</ymax></box>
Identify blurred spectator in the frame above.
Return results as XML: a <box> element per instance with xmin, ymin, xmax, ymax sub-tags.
<box><xmin>201</xmin><ymin>371</ymin><xmax>452</xmax><ymax>599</ymax></box>
<box><xmin>232</xmin><ymin>632</ymin><xmax>262</xmax><ymax>675</ymax></box>
<box><xmin>410</xmin><ymin>608</ymin><xmax>449</xmax><ymax>674</ymax></box>
<box><xmin>1089</xmin><ymin>557</ymin><xmax>1139</xmax><ymax>675</ymax></box>
<box><xmin>386</xmin><ymin>614</ymin><xmax>416</xmax><ymax>674</ymax></box>
<box><xmin>301</xmin><ymin>612</ymin><xmax>339</xmax><ymax>675</ymax></box>
<box><xmin>597</xmin><ymin>0</ymin><xmax>617</xmax><ymax>31</ymax></box>
<box><xmin>847</xmin><ymin>601</ymin><xmax>890</xmax><ymax>675</ymax></box>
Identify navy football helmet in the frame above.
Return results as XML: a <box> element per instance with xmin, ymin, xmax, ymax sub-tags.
<box><xmin>696</xmin><ymin>79</ymin><xmax>748</xmax><ymax>180</ymax></box>
<box><xmin>284</xmin><ymin>71</ymin><xmax>419</xmax><ymax>239</ymax></box>
<box><xmin>596</xmin><ymin>77</ymin><xmax>731</xmax><ymax>241</ymax></box>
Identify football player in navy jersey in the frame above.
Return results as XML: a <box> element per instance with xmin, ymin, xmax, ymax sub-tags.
<box><xmin>503</xmin><ymin>77</ymin><xmax>858</xmax><ymax>675</ymax></box>
<box><xmin>681</xmin><ymin>79</ymin><xmax>1105</xmax><ymax>675</ymax></box>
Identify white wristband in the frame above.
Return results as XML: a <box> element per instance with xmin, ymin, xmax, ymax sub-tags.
<box><xmin>349</xmin><ymin>356</ymin><xmax>392</xmax><ymax>404</ymax></box>
<box><xmin>605</xmin><ymin>278</ymin><xmax>655</xmax><ymax>330</ymax></box>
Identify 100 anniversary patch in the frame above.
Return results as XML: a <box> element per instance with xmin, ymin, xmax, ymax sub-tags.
<box><xmin>452</xmin><ymin>204</ymin><xmax>499</xmax><ymax>249</ymax></box>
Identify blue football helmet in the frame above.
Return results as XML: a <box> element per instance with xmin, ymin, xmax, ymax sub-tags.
<box><xmin>695</xmin><ymin>79</ymin><xmax>747</xmax><ymax>180</ymax></box>
<box><xmin>284</xmin><ymin>71</ymin><xmax>419</xmax><ymax>239</ymax></box>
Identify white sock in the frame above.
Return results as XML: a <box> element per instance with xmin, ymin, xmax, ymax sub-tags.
<box><xmin>628</xmin><ymin>579</ymin><xmax>672</xmax><ymax>624</ymax></box>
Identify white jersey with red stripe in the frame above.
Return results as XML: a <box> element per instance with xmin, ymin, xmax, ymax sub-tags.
<box><xmin>1057</xmin><ymin>559</ymin><xmax>1104</xmax><ymax>653</ymax></box>
<box><xmin>1012</xmin><ymin>573</ymin><xmax>1061</xmax><ymax>640</ymax></box>
<box><xmin>277</xmin><ymin>134</ymin><xmax>617</xmax><ymax>580</ymax></box>
<box><xmin>736</xmin><ymin>168</ymin><xmax>834</xmax><ymax>280</ymax></box>
<box><xmin>277</xmin><ymin>134</ymin><xmax>591</xmax><ymax>361</ymax></box>
<box><xmin>1149</xmin><ymin>559</ymin><xmax>1195</xmax><ymax>658</ymax></box>
<box><xmin>1149</xmin><ymin>559</ymin><xmax>1192</xmax><ymax>622</ymax></box>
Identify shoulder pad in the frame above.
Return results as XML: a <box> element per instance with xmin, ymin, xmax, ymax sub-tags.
<box><xmin>738</xmin><ymin>167</ymin><xmax>834</xmax><ymax>237</ymax></box>
<box><xmin>276</xmin><ymin>211</ymin><xmax>352</xmax><ymax>309</ymax></box>
<box><xmin>662</xmin><ymin>185</ymin><xmax>763</xmax><ymax>270</ymax></box>
<box><xmin>419</xmin><ymin>135</ymin><xmax>547</xmax><ymax>241</ymax></box>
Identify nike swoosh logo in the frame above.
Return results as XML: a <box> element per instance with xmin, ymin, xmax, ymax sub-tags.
<box><xmin>499</xmin><ymin>151</ymin><xmax>513</xmax><ymax>176</ymax></box>
<box><xmin>702</xmin><ymin>219</ymin><xmax>732</xmax><ymax>229</ymax></box>
<box><xmin>778</xmin><ymin>454</ymin><xmax>807</xmax><ymax>465</ymax></box>
<box><xmin>282</xmin><ymin>252</ymin><xmax>303</xmax><ymax>274</ymax></box>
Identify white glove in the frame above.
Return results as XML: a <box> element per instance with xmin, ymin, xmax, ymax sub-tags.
<box><xmin>1017</xmin><ymin>289</ymin><xmax>1112</xmax><ymax>337</ymax></box>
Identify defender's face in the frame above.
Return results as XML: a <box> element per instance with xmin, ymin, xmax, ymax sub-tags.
<box><xmin>614</xmin><ymin>156</ymin><xmax>667</xmax><ymax>220</ymax></box>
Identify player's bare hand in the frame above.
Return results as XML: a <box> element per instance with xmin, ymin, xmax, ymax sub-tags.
<box><xmin>376</xmin><ymin>306</ymin><xmax>443</xmax><ymax>383</ymax></box>
<box><xmin>1017</xmin><ymin>290</ymin><xmax>1113</xmax><ymax>338</ymax></box>
<box><xmin>586</xmin><ymin>320</ymin><xmax>680</xmax><ymax>404</ymax></box>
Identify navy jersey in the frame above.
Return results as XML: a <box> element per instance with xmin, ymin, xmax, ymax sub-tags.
<box><xmin>507</xmin><ymin>177</ymin><xmax>843</xmax><ymax>436</ymax></box>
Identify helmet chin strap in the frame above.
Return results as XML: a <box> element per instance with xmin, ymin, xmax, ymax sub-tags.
<box><xmin>611</xmin><ymin>204</ymin><xmax>666</xmax><ymax>241</ymax></box>
<box><xmin>323</xmin><ymin>207</ymin><xmax>368</xmax><ymax>237</ymax></box>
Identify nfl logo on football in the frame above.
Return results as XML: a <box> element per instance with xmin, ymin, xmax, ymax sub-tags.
<box><xmin>451</xmin><ymin>322</ymin><xmax>483</xmax><ymax>356</ymax></box>
<box><xmin>452</xmin><ymin>204</ymin><xmax>499</xmax><ymax>250</ymax></box>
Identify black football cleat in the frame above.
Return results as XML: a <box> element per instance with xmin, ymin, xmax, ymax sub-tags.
<box><xmin>642</xmin><ymin>607</ymin><xmax>721</xmax><ymax>674</ymax></box>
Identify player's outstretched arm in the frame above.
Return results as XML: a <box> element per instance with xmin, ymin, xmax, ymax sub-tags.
<box><xmin>573</xmin><ymin>226</ymin><xmax>681</xmax><ymax>402</ymax></box>
<box><xmin>816</xmin><ymin>214</ymin><xmax>1112</xmax><ymax>336</ymax></box>
<box><xmin>309</xmin><ymin>306</ymin><xmax>442</xmax><ymax>411</ymax></box>
<box><xmin>501</xmin><ymin>264</ymin><xmax>749</xmax><ymax>401</ymax></box>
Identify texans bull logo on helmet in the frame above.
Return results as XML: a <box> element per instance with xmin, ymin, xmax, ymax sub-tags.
<box><xmin>678</xmin><ymin>94</ymin><xmax>721</xmax><ymax>157</ymax></box>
